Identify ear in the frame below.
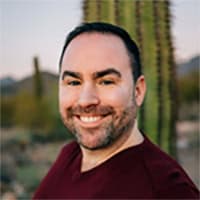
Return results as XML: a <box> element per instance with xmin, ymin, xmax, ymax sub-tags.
<box><xmin>134</xmin><ymin>75</ymin><xmax>146</xmax><ymax>107</ymax></box>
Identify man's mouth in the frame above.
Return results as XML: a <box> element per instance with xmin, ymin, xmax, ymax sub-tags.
<box><xmin>67</xmin><ymin>106</ymin><xmax>114</xmax><ymax>128</ymax></box>
<box><xmin>74</xmin><ymin>114</ymin><xmax>110</xmax><ymax>128</ymax></box>
<box><xmin>80</xmin><ymin>116</ymin><xmax>102</xmax><ymax>123</ymax></box>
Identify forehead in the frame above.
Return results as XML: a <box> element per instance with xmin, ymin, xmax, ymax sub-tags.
<box><xmin>61</xmin><ymin>32</ymin><xmax>131</xmax><ymax>75</ymax></box>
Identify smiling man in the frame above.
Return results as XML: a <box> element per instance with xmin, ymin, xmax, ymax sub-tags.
<box><xmin>33</xmin><ymin>22</ymin><xmax>199</xmax><ymax>199</ymax></box>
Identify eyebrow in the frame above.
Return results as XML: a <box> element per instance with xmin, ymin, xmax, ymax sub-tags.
<box><xmin>62</xmin><ymin>70</ymin><xmax>82</xmax><ymax>80</ymax></box>
<box><xmin>61</xmin><ymin>68</ymin><xmax>121</xmax><ymax>80</ymax></box>
<box><xmin>93</xmin><ymin>68</ymin><xmax>121</xmax><ymax>79</ymax></box>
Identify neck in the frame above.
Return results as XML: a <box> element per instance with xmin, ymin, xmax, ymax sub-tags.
<box><xmin>80</xmin><ymin>121</ymin><xmax>144</xmax><ymax>172</ymax></box>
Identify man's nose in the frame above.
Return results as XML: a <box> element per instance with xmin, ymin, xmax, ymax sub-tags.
<box><xmin>78</xmin><ymin>84</ymin><xmax>100</xmax><ymax>107</ymax></box>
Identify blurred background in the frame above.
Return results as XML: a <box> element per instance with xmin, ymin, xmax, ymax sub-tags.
<box><xmin>0</xmin><ymin>0</ymin><xmax>199</xmax><ymax>199</ymax></box>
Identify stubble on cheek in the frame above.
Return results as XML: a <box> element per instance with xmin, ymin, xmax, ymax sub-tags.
<box><xmin>61</xmin><ymin>114</ymin><xmax>76</xmax><ymax>135</ymax></box>
<box><xmin>110</xmin><ymin>103</ymin><xmax>137</xmax><ymax>139</ymax></box>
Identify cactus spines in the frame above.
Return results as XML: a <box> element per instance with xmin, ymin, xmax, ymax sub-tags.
<box><xmin>164</xmin><ymin>0</ymin><xmax>178</xmax><ymax>158</ymax></box>
<box><xmin>153</xmin><ymin>0</ymin><xmax>164</xmax><ymax>146</ymax></box>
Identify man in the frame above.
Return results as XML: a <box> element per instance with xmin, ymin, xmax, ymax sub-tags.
<box><xmin>33</xmin><ymin>22</ymin><xmax>199</xmax><ymax>199</ymax></box>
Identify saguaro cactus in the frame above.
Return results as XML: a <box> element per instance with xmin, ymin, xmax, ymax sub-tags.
<box><xmin>33</xmin><ymin>56</ymin><xmax>43</xmax><ymax>100</ymax></box>
<box><xmin>164</xmin><ymin>0</ymin><xmax>178</xmax><ymax>157</ymax></box>
<box><xmin>82</xmin><ymin>0</ymin><xmax>177</xmax><ymax>157</ymax></box>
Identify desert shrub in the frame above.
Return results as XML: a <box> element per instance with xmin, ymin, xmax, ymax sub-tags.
<box><xmin>0</xmin><ymin>97</ymin><xmax>16</xmax><ymax>127</ymax></box>
<box><xmin>178</xmin><ymin>70</ymin><xmax>199</xmax><ymax>104</ymax></box>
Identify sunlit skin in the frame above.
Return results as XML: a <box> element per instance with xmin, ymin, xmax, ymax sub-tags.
<box><xmin>59</xmin><ymin>33</ymin><xmax>146</xmax><ymax>172</ymax></box>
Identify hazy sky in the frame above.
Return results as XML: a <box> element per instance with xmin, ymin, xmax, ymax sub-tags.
<box><xmin>0</xmin><ymin>0</ymin><xmax>199</xmax><ymax>80</ymax></box>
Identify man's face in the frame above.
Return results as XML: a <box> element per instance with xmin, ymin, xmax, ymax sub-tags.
<box><xmin>59</xmin><ymin>33</ymin><xmax>138</xmax><ymax>150</ymax></box>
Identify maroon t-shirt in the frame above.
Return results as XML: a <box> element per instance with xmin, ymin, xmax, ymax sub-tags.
<box><xmin>33</xmin><ymin>136</ymin><xmax>199</xmax><ymax>199</ymax></box>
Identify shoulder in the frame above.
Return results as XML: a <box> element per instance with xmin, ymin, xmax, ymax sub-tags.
<box><xmin>39</xmin><ymin>140</ymin><xmax>80</xmax><ymax>182</ymax></box>
<box><xmin>42</xmin><ymin>140</ymin><xmax>80</xmax><ymax>176</ymax></box>
<box><xmin>33</xmin><ymin>141</ymin><xmax>80</xmax><ymax>199</ymax></box>
<box><xmin>142</xmin><ymin>136</ymin><xmax>199</xmax><ymax>198</ymax></box>
<box><xmin>142</xmin><ymin>136</ymin><xmax>180</xmax><ymax>171</ymax></box>
<box><xmin>60</xmin><ymin>140</ymin><xmax>80</xmax><ymax>156</ymax></box>
<box><xmin>56</xmin><ymin>140</ymin><xmax>80</xmax><ymax>166</ymax></box>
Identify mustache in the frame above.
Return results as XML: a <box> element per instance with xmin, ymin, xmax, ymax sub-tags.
<box><xmin>67</xmin><ymin>105</ymin><xmax>115</xmax><ymax>117</ymax></box>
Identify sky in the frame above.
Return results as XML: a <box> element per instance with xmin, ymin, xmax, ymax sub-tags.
<box><xmin>0</xmin><ymin>0</ymin><xmax>199</xmax><ymax>80</ymax></box>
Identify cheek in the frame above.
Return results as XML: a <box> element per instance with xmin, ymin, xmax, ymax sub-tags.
<box><xmin>59</xmin><ymin>87</ymin><xmax>77</xmax><ymax>113</ymax></box>
<box><xmin>99</xmin><ymin>86</ymin><xmax>133</xmax><ymax>108</ymax></box>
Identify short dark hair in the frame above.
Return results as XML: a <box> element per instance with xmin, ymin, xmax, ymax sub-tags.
<box><xmin>59</xmin><ymin>22</ymin><xmax>142</xmax><ymax>82</ymax></box>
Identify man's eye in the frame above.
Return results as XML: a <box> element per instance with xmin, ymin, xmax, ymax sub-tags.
<box><xmin>67</xmin><ymin>80</ymin><xmax>81</xmax><ymax>86</ymax></box>
<box><xmin>99</xmin><ymin>80</ymin><xmax>115</xmax><ymax>85</ymax></box>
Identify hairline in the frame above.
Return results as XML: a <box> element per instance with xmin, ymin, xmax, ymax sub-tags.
<box><xmin>59</xmin><ymin>24</ymin><xmax>141</xmax><ymax>83</ymax></box>
<box><xmin>60</xmin><ymin>31</ymin><xmax>134</xmax><ymax>73</ymax></box>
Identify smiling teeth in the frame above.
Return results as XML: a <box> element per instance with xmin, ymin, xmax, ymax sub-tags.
<box><xmin>80</xmin><ymin>116</ymin><xmax>101</xmax><ymax>123</ymax></box>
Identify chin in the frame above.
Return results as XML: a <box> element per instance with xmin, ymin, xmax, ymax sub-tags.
<box><xmin>77</xmin><ymin>133</ymin><xmax>114</xmax><ymax>151</ymax></box>
<box><xmin>80</xmin><ymin>141</ymin><xmax>112</xmax><ymax>151</ymax></box>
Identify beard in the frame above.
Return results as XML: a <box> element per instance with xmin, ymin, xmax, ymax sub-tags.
<box><xmin>61</xmin><ymin>100</ymin><xmax>137</xmax><ymax>150</ymax></box>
